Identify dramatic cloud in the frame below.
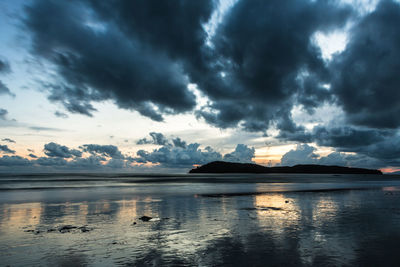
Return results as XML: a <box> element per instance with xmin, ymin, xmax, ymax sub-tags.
<box><xmin>44</xmin><ymin>142</ymin><xmax>82</xmax><ymax>158</ymax></box>
<box><xmin>223</xmin><ymin>144</ymin><xmax>255</xmax><ymax>163</ymax></box>
<box><xmin>331</xmin><ymin>0</ymin><xmax>400</xmax><ymax>129</ymax></box>
<box><xmin>0</xmin><ymin>145</ymin><xmax>15</xmax><ymax>154</ymax></box>
<box><xmin>1</xmin><ymin>138</ymin><xmax>15</xmax><ymax>143</ymax></box>
<box><xmin>80</xmin><ymin>144</ymin><xmax>124</xmax><ymax>159</ymax></box>
<box><xmin>22</xmin><ymin>0</ymin><xmax>353</xmax><ymax>131</ymax></box>
<box><xmin>12</xmin><ymin>0</ymin><xmax>400</xmax><ymax>169</ymax></box>
<box><xmin>137</xmin><ymin>132</ymin><xmax>169</xmax><ymax>146</ymax></box>
<box><xmin>194</xmin><ymin>0</ymin><xmax>351</xmax><ymax>131</ymax></box>
<box><xmin>24</xmin><ymin>0</ymin><xmax>213</xmax><ymax>120</ymax></box>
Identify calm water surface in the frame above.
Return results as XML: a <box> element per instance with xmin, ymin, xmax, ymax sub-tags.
<box><xmin>1</xmin><ymin>173</ymin><xmax>400</xmax><ymax>266</ymax></box>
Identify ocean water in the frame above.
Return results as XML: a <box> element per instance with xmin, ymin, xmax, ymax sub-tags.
<box><xmin>1</xmin><ymin>173</ymin><xmax>400</xmax><ymax>266</ymax></box>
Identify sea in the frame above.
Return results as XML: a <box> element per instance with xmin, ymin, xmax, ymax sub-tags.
<box><xmin>1</xmin><ymin>173</ymin><xmax>400</xmax><ymax>266</ymax></box>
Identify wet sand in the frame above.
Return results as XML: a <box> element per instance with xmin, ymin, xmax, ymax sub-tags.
<box><xmin>1</xmin><ymin>173</ymin><xmax>400</xmax><ymax>266</ymax></box>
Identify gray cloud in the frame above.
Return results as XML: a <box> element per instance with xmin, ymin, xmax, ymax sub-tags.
<box><xmin>0</xmin><ymin>108</ymin><xmax>8</xmax><ymax>120</ymax></box>
<box><xmin>194</xmin><ymin>0</ymin><xmax>351</xmax><ymax>131</ymax></box>
<box><xmin>54</xmin><ymin>111</ymin><xmax>68</xmax><ymax>118</ymax></box>
<box><xmin>134</xmin><ymin>143</ymin><xmax>222</xmax><ymax>168</ymax></box>
<box><xmin>0</xmin><ymin>58</ymin><xmax>13</xmax><ymax>97</ymax></box>
<box><xmin>137</xmin><ymin>132</ymin><xmax>169</xmax><ymax>146</ymax></box>
<box><xmin>280</xmin><ymin>144</ymin><xmax>319</xmax><ymax>166</ymax></box>
<box><xmin>134</xmin><ymin>133</ymin><xmax>256</xmax><ymax>168</ymax></box>
<box><xmin>331</xmin><ymin>0</ymin><xmax>400</xmax><ymax>129</ymax></box>
<box><xmin>14</xmin><ymin>0</ymin><xmax>400</xmax><ymax>169</ymax></box>
<box><xmin>29</xmin><ymin>126</ymin><xmax>64</xmax><ymax>132</ymax></box>
<box><xmin>0</xmin><ymin>155</ymin><xmax>32</xmax><ymax>166</ymax></box>
<box><xmin>44</xmin><ymin>142</ymin><xmax>82</xmax><ymax>158</ymax></box>
<box><xmin>80</xmin><ymin>144</ymin><xmax>124</xmax><ymax>159</ymax></box>
<box><xmin>28</xmin><ymin>153</ymin><xmax>37</xmax><ymax>158</ymax></box>
<box><xmin>0</xmin><ymin>144</ymin><xmax>15</xmax><ymax>154</ymax></box>
<box><xmin>223</xmin><ymin>144</ymin><xmax>255</xmax><ymax>163</ymax></box>
<box><xmin>24</xmin><ymin>0</ymin><xmax>213</xmax><ymax>119</ymax></box>
<box><xmin>0</xmin><ymin>58</ymin><xmax>11</xmax><ymax>74</ymax></box>
<box><xmin>280</xmin><ymin>143</ymin><xmax>390</xmax><ymax>169</ymax></box>
<box><xmin>172</xmin><ymin>137</ymin><xmax>187</xmax><ymax>149</ymax></box>
<box><xmin>0</xmin><ymin>81</ymin><xmax>13</xmax><ymax>96</ymax></box>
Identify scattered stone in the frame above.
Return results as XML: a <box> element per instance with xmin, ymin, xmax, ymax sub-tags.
<box><xmin>285</xmin><ymin>200</ymin><xmax>289</xmax><ymax>203</ymax></box>
<box><xmin>47</xmin><ymin>228</ymin><xmax>57</xmax><ymax>232</ymax></box>
<box><xmin>139</xmin><ymin>216</ymin><xmax>152</xmax><ymax>222</ymax></box>
<box><xmin>132</xmin><ymin>222</ymin><xmax>137</xmax><ymax>225</ymax></box>
<box><xmin>112</xmin><ymin>241</ymin><xmax>118</xmax><ymax>245</ymax></box>
<box><xmin>78</xmin><ymin>226</ymin><xmax>92</xmax><ymax>232</ymax></box>
<box><xmin>24</xmin><ymin>229</ymin><xmax>42</xmax><ymax>234</ymax></box>
<box><xmin>58</xmin><ymin>225</ymin><xmax>78</xmax><ymax>233</ymax></box>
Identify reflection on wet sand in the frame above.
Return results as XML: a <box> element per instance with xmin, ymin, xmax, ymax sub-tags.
<box><xmin>0</xmin><ymin>202</ymin><xmax>42</xmax><ymax>233</ymax></box>
<box><xmin>1</xmin><ymin>186</ymin><xmax>400</xmax><ymax>266</ymax></box>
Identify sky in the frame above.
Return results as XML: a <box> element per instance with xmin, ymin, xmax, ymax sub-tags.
<box><xmin>0</xmin><ymin>0</ymin><xmax>400</xmax><ymax>173</ymax></box>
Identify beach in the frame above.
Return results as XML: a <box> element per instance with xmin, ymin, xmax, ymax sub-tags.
<box><xmin>1</xmin><ymin>173</ymin><xmax>400</xmax><ymax>266</ymax></box>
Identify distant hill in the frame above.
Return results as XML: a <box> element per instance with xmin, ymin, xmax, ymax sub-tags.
<box><xmin>189</xmin><ymin>161</ymin><xmax>382</xmax><ymax>175</ymax></box>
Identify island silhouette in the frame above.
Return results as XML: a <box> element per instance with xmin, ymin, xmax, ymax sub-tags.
<box><xmin>189</xmin><ymin>161</ymin><xmax>382</xmax><ymax>175</ymax></box>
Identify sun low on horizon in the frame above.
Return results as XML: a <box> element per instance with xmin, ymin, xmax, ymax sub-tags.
<box><xmin>1</xmin><ymin>0</ymin><xmax>400</xmax><ymax>174</ymax></box>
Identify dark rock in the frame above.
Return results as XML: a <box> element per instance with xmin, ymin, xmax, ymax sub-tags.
<box><xmin>132</xmin><ymin>222</ymin><xmax>137</xmax><ymax>225</ymax></box>
<box><xmin>78</xmin><ymin>226</ymin><xmax>92</xmax><ymax>232</ymax></box>
<box><xmin>285</xmin><ymin>200</ymin><xmax>289</xmax><ymax>203</ymax></box>
<box><xmin>58</xmin><ymin>225</ymin><xmax>77</xmax><ymax>233</ymax></box>
<box><xmin>139</xmin><ymin>216</ymin><xmax>152</xmax><ymax>222</ymax></box>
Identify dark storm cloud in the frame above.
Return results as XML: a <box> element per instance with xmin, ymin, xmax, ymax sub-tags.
<box><xmin>28</xmin><ymin>153</ymin><xmax>37</xmax><ymax>158</ymax></box>
<box><xmin>24</xmin><ymin>0</ymin><xmax>214</xmax><ymax>120</ymax></box>
<box><xmin>194</xmin><ymin>0</ymin><xmax>351</xmax><ymax>131</ymax></box>
<box><xmin>312</xmin><ymin>126</ymin><xmax>393</xmax><ymax>149</ymax></box>
<box><xmin>0</xmin><ymin>144</ymin><xmax>15</xmax><ymax>154</ymax></box>
<box><xmin>2</xmin><ymin>138</ymin><xmax>15</xmax><ymax>143</ymax></box>
<box><xmin>23</xmin><ymin>0</ymin><xmax>354</xmax><ymax>131</ymax></box>
<box><xmin>137</xmin><ymin>132</ymin><xmax>169</xmax><ymax>146</ymax></box>
<box><xmin>19</xmin><ymin>0</ymin><xmax>400</xmax><ymax>168</ymax></box>
<box><xmin>44</xmin><ymin>142</ymin><xmax>82</xmax><ymax>158</ymax></box>
<box><xmin>80</xmin><ymin>144</ymin><xmax>124</xmax><ymax>159</ymax></box>
<box><xmin>331</xmin><ymin>0</ymin><xmax>400</xmax><ymax>129</ymax></box>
